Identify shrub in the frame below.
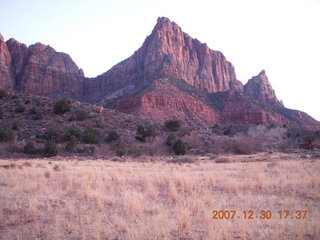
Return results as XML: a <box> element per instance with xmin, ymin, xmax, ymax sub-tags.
<box><xmin>166</xmin><ymin>133</ymin><xmax>176</xmax><ymax>146</ymax></box>
<box><xmin>12</xmin><ymin>120</ymin><xmax>19</xmax><ymax>130</ymax></box>
<box><xmin>24</xmin><ymin>99</ymin><xmax>31</xmax><ymax>104</ymax></box>
<box><xmin>164</xmin><ymin>120</ymin><xmax>181</xmax><ymax>131</ymax></box>
<box><xmin>233</xmin><ymin>136</ymin><xmax>263</xmax><ymax>154</ymax></box>
<box><xmin>168</xmin><ymin>155</ymin><xmax>195</xmax><ymax>163</ymax></box>
<box><xmin>82</xmin><ymin>127</ymin><xmax>98</xmax><ymax>144</ymax></box>
<box><xmin>33</xmin><ymin>111</ymin><xmax>43</xmax><ymax>120</ymax></box>
<box><xmin>145</xmin><ymin>126</ymin><xmax>157</xmax><ymax>138</ymax></box>
<box><xmin>105</xmin><ymin>130</ymin><xmax>121</xmax><ymax>142</ymax></box>
<box><xmin>54</xmin><ymin>98</ymin><xmax>71</xmax><ymax>114</ymax></box>
<box><xmin>65</xmin><ymin>135</ymin><xmax>77</xmax><ymax>152</ymax></box>
<box><xmin>24</xmin><ymin>140</ymin><xmax>36</xmax><ymax>154</ymax></box>
<box><xmin>73</xmin><ymin>110</ymin><xmax>89</xmax><ymax>121</ymax></box>
<box><xmin>15</xmin><ymin>105</ymin><xmax>25</xmax><ymax>113</ymax></box>
<box><xmin>66</xmin><ymin>125</ymin><xmax>82</xmax><ymax>140</ymax></box>
<box><xmin>43</xmin><ymin>127</ymin><xmax>60</xmax><ymax>142</ymax></box>
<box><xmin>172</xmin><ymin>139</ymin><xmax>186</xmax><ymax>155</ymax></box>
<box><xmin>0</xmin><ymin>108</ymin><xmax>3</xmax><ymax>119</ymax></box>
<box><xmin>44</xmin><ymin>140</ymin><xmax>58</xmax><ymax>157</ymax></box>
<box><xmin>29</xmin><ymin>107</ymin><xmax>37</xmax><ymax>114</ymax></box>
<box><xmin>0</xmin><ymin>129</ymin><xmax>16</xmax><ymax>142</ymax></box>
<box><xmin>135</xmin><ymin>125</ymin><xmax>157</xmax><ymax>142</ymax></box>
<box><xmin>301</xmin><ymin>135</ymin><xmax>316</xmax><ymax>149</ymax></box>
<box><xmin>0</xmin><ymin>90</ymin><xmax>8</xmax><ymax>99</ymax></box>
<box><xmin>111</xmin><ymin>139</ymin><xmax>126</xmax><ymax>157</ymax></box>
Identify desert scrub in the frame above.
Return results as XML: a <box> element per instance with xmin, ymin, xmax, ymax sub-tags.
<box><xmin>173</xmin><ymin>139</ymin><xmax>186</xmax><ymax>155</ymax></box>
<box><xmin>164</xmin><ymin>120</ymin><xmax>181</xmax><ymax>131</ymax></box>
<box><xmin>11</xmin><ymin>120</ymin><xmax>19</xmax><ymax>130</ymax></box>
<box><xmin>73</xmin><ymin>110</ymin><xmax>89</xmax><ymax>121</ymax></box>
<box><xmin>168</xmin><ymin>155</ymin><xmax>196</xmax><ymax>163</ymax></box>
<box><xmin>54</xmin><ymin>98</ymin><xmax>71</xmax><ymax>114</ymax></box>
<box><xmin>82</xmin><ymin>127</ymin><xmax>99</xmax><ymax>144</ymax></box>
<box><xmin>15</xmin><ymin>104</ymin><xmax>26</xmax><ymax>113</ymax></box>
<box><xmin>0</xmin><ymin>129</ymin><xmax>16</xmax><ymax>142</ymax></box>
<box><xmin>24</xmin><ymin>140</ymin><xmax>36</xmax><ymax>154</ymax></box>
<box><xmin>105</xmin><ymin>130</ymin><xmax>121</xmax><ymax>142</ymax></box>
<box><xmin>44</xmin><ymin>140</ymin><xmax>58</xmax><ymax>157</ymax></box>
<box><xmin>65</xmin><ymin>135</ymin><xmax>78</xmax><ymax>152</ymax></box>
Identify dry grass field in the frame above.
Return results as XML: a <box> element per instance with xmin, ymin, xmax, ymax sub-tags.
<box><xmin>0</xmin><ymin>153</ymin><xmax>319</xmax><ymax>240</ymax></box>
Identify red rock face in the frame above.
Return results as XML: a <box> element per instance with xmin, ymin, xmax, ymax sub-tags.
<box><xmin>1</xmin><ymin>36</ymin><xmax>84</xmax><ymax>96</ymax></box>
<box><xmin>18</xmin><ymin>43</ymin><xmax>84</xmax><ymax>96</ymax></box>
<box><xmin>91</xmin><ymin>17</ymin><xmax>243</xmax><ymax>97</ymax></box>
<box><xmin>0</xmin><ymin>34</ymin><xmax>13</xmax><ymax>90</ymax></box>
<box><xmin>244</xmin><ymin>70</ymin><xmax>281</xmax><ymax>105</ymax></box>
<box><xmin>113</xmin><ymin>78</ymin><xmax>218</xmax><ymax>126</ymax></box>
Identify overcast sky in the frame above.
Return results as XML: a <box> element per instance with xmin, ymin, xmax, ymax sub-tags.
<box><xmin>1</xmin><ymin>0</ymin><xmax>319</xmax><ymax>120</ymax></box>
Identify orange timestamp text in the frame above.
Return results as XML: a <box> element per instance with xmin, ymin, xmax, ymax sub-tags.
<box><xmin>211</xmin><ymin>210</ymin><xmax>307</xmax><ymax>220</ymax></box>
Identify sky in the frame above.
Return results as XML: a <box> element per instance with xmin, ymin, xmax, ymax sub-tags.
<box><xmin>1</xmin><ymin>0</ymin><xmax>320</xmax><ymax>120</ymax></box>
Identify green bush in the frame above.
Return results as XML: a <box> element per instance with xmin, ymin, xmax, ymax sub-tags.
<box><xmin>24</xmin><ymin>140</ymin><xmax>36</xmax><ymax>154</ymax></box>
<box><xmin>24</xmin><ymin>99</ymin><xmax>31</xmax><ymax>104</ymax></box>
<box><xmin>172</xmin><ymin>139</ymin><xmax>186</xmax><ymax>155</ymax></box>
<box><xmin>168</xmin><ymin>155</ymin><xmax>195</xmax><ymax>163</ymax></box>
<box><xmin>164</xmin><ymin>120</ymin><xmax>181</xmax><ymax>131</ymax></box>
<box><xmin>15</xmin><ymin>105</ymin><xmax>25</xmax><ymax>113</ymax></box>
<box><xmin>12</xmin><ymin>120</ymin><xmax>19</xmax><ymax>130</ymax></box>
<box><xmin>66</xmin><ymin>125</ymin><xmax>81</xmax><ymax>140</ymax></box>
<box><xmin>0</xmin><ymin>129</ymin><xmax>16</xmax><ymax>142</ymax></box>
<box><xmin>135</xmin><ymin>125</ymin><xmax>157</xmax><ymax>142</ymax></box>
<box><xmin>166</xmin><ymin>133</ymin><xmax>176</xmax><ymax>146</ymax></box>
<box><xmin>145</xmin><ymin>126</ymin><xmax>157</xmax><ymax>138</ymax></box>
<box><xmin>44</xmin><ymin>140</ymin><xmax>58</xmax><ymax>157</ymax></box>
<box><xmin>54</xmin><ymin>98</ymin><xmax>71</xmax><ymax>114</ymax></box>
<box><xmin>82</xmin><ymin>127</ymin><xmax>98</xmax><ymax>144</ymax></box>
<box><xmin>65</xmin><ymin>136</ymin><xmax>78</xmax><ymax>152</ymax></box>
<box><xmin>105</xmin><ymin>130</ymin><xmax>120</xmax><ymax>142</ymax></box>
<box><xmin>74</xmin><ymin>110</ymin><xmax>89</xmax><ymax>121</ymax></box>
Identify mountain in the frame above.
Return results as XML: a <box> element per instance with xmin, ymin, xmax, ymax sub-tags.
<box><xmin>0</xmin><ymin>17</ymin><xmax>319</xmax><ymax>130</ymax></box>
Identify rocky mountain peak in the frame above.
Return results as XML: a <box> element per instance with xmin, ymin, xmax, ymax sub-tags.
<box><xmin>0</xmin><ymin>33</ymin><xmax>4</xmax><ymax>41</ymax></box>
<box><xmin>244</xmin><ymin>70</ymin><xmax>281</xmax><ymax>105</ymax></box>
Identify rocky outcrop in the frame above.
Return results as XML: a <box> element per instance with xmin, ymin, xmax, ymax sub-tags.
<box><xmin>244</xmin><ymin>70</ymin><xmax>282</xmax><ymax>105</ymax></box>
<box><xmin>113</xmin><ymin>78</ymin><xmax>218</xmax><ymax>126</ymax></box>
<box><xmin>0</xmin><ymin>35</ymin><xmax>84</xmax><ymax>96</ymax></box>
<box><xmin>0</xmin><ymin>34</ymin><xmax>13</xmax><ymax>90</ymax></box>
<box><xmin>90</xmin><ymin>17</ymin><xmax>243</xmax><ymax>100</ymax></box>
<box><xmin>17</xmin><ymin>42</ymin><xmax>84</xmax><ymax>96</ymax></box>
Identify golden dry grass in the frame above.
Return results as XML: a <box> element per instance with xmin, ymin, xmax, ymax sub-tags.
<box><xmin>0</xmin><ymin>153</ymin><xmax>319</xmax><ymax>240</ymax></box>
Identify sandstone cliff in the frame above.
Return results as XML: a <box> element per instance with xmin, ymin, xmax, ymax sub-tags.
<box><xmin>244</xmin><ymin>70</ymin><xmax>282</xmax><ymax>105</ymax></box>
<box><xmin>0</xmin><ymin>36</ymin><xmax>84</xmax><ymax>97</ymax></box>
<box><xmin>89</xmin><ymin>17</ymin><xmax>243</xmax><ymax>100</ymax></box>
<box><xmin>0</xmin><ymin>34</ymin><xmax>13</xmax><ymax>90</ymax></box>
